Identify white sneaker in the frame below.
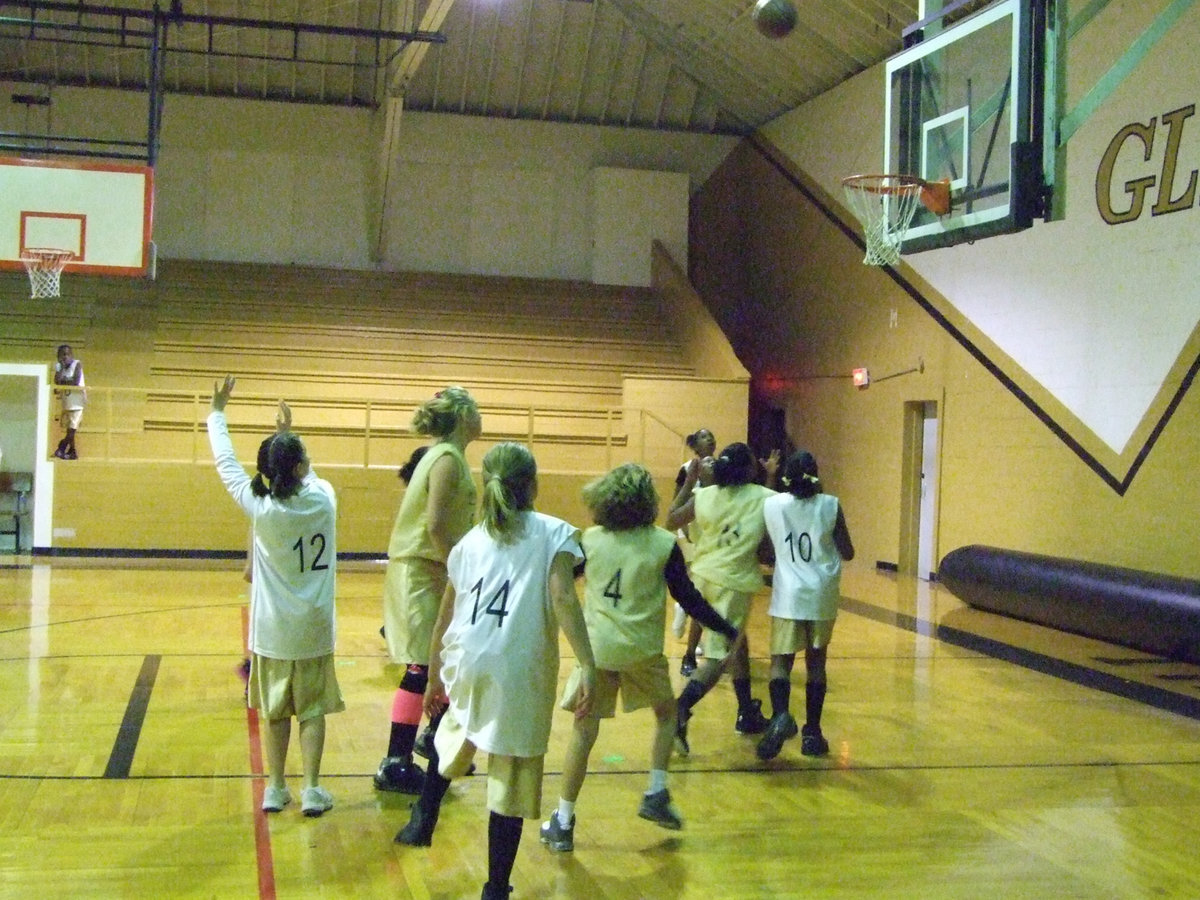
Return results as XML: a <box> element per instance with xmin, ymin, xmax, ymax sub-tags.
<box><xmin>301</xmin><ymin>785</ymin><xmax>334</xmax><ymax>817</ymax></box>
<box><xmin>671</xmin><ymin>604</ymin><xmax>687</xmax><ymax>638</ymax></box>
<box><xmin>262</xmin><ymin>785</ymin><xmax>292</xmax><ymax>813</ymax></box>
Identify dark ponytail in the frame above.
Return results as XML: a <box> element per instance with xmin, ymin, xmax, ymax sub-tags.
<box><xmin>781</xmin><ymin>450</ymin><xmax>821</xmax><ymax>499</ymax></box>
<box><xmin>267</xmin><ymin>432</ymin><xmax>307</xmax><ymax>500</ymax></box>
<box><xmin>250</xmin><ymin>434</ymin><xmax>277</xmax><ymax>498</ymax></box>
<box><xmin>711</xmin><ymin>442</ymin><xmax>756</xmax><ymax>487</ymax></box>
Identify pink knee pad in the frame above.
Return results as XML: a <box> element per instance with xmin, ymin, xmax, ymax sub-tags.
<box><xmin>391</xmin><ymin>688</ymin><xmax>424</xmax><ymax>725</ymax></box>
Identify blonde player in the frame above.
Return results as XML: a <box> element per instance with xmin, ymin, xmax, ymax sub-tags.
<box><xmin>394</xmin><ymin>442</ymin><xmax>595</xmax><ymax>900</ymax></box>
<box><xmin>539</xmin><ymin>463</ymin><xmax>741</xmax><ymax>853</ymax></box>
<box><xmin>757</xmin><ymin>450</ymin><xmax>854</xmax><ymax>760</ymax></box>
<box><xmin>665</xmin><ymin>442</ymin><xmax>775</xmax><ymax>755</ymax></box>
<box><xmin>208</xmin><ymin>376</ymin><xmax>343</xmax><ymax>817</ymax></box>
<box><xmin>376</xmin><ymin>387</ymin><xmax>481</xmax><ymax>795</ymax></box>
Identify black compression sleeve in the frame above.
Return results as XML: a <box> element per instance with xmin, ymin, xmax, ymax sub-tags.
<box><xmin>663</xmin><ymin>544</ymin><xmax>738</xmax><ymax>639</ymax></box>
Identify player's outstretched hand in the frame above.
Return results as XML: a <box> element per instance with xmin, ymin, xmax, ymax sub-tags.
<box><xmin>212</xmin><ymin>375</ymin><xmax>236</xmax><ymax>412</ymax></box>
<box><xmin>761</xmin><ymin>448</ymin><xmax>781</xmax><ymax>484</ymax></box>
<box><xmin>275</xmin><ymin>400</ymin><xmax>292</xmax><ymax>433</ymax></box>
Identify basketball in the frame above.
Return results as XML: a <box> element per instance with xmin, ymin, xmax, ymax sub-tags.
<box><xmin>752</xmin><ymin>0</ymin><xmax>798</xmax><ymax>39</ymax></box>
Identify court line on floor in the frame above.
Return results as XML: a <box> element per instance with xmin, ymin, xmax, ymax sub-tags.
<box><xmin>841</xmin><ymin>595</ymin><xmax>1200</xmax><ymax>721</ymax></box>
<box><xmin>103</xmin><ymin>654</ymin><xmax>160</xmax><ymax>778</ymax></box>
<box><xmin>241</xmin><ymin>606</ymin><xmax>278</xmax><ymax>900</ymax></box>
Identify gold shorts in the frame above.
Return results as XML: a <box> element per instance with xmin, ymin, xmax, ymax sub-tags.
<box><xmin>383</xmin><ymin>557</ymin><xmax>447</xmax><ymax>665</ymax></box>
<box><xmin>249</xmin><ymin>653</ymin><xmax>346</xmax><ymax>722</ymax></box>
<box><xmin>560</xmin><ymin>655</ymin><xmax>674</xmax><ymax>718</ymax></box>
<box><xmin>433</xmin><ymin>712</ymin><xmax>545</xmax><ymax>819</ymax></box>
<box><xmin>693</xmin><ymin>576</ymin><xmax>752</xmax><ymax>662</ymax></box>
<box><xmin>770</xmin><ymin>617</ymin><xmax>837</xmax><ymax>653</ymax></box>
<box><xmin>60</xmin><ymin>408</ymin><xmax>83</xmax><ymax>430</ymax></box>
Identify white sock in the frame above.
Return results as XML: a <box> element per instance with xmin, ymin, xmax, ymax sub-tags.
<box><xmin>557</xmin><ymin>798</ymin><xmax>576</xmax><ymax>826</ymax></box>
<box><xmin>647</xmin><ymin>769</ymin><xmax>668</xmax><ymax>795</ymax></box>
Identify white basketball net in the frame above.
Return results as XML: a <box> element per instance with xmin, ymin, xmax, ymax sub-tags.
<box><xmin>841</xmin><ymin>177</ymin><xmax>925</xmax><ymax>267</ymax></box>
<box><xmin>20</xmin><ymin>248</ymin><xmax>75</xmax><ymax>299</ymax></box>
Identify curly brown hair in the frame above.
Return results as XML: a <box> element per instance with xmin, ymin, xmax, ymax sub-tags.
<box><xmin>581</xmin><ymin>463</ymin><xmax>659</xmax><ymax>530</ymax></box>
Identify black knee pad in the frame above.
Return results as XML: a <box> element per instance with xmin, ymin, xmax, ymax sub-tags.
<box><xmin>400</xmin><ymin>665</ymin><xmax>428</xmax><ymax>694</ymax></box>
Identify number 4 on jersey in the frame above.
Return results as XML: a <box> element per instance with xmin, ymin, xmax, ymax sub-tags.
<box><xmin>603</xmin><ymin>570</ymin><xmax>623</xmax><ymax>607</ymax></box>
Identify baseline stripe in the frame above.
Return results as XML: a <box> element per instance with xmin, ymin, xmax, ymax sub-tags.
<box><xmin>242</xmin><ymin>606</ymin><xmax>277</xmax><ymax>900</ymax></box>
<box><xmin>103</xmin><ymin>654</ymin><xmax>160</xmax><ymax>778</ymax></box>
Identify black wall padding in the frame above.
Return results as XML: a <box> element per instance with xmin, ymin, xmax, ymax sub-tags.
<box><xmin>939</xmin><ymin>545</ymin><xmax>1200</xmax><ymax>664</ymax></box>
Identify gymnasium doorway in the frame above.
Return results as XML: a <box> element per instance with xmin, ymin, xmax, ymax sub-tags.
<box><xmin>900</xmin><ymin>399</ymin><xmax>940</xmax><ymax>581</ymax></box>
<box><xmin>0</xmin><ymin>363</ymin><xmax>56</xmax><ymax>553</ymax></box>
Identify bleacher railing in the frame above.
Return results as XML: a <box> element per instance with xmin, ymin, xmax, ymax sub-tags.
<box><xmin>54</xmin><ymin>385</ymin><xmax>686</xmax><ymax>475</ymax></box>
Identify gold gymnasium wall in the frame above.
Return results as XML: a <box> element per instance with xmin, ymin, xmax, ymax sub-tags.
<box><xmin>690</xmin><ymin>3</ymin><xmax>1200</xmax><ymax>580</ymax></box>
<box><xmin>46</xmin><ymin>463</ymin><xmax>654</xmax><ymax>555</ymax></box>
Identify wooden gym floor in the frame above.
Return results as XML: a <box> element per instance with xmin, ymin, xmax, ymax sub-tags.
<box><xmin>1</xmin><ymin>557</ymin><xmax>1199</xmax><ymax>899</ymax></box>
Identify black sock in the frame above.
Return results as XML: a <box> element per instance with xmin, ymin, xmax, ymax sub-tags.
<box><xmin>805</xmin><ymin>681</ymin><xmax>827</xmax><ymax>730</ymax></box>
<box><xmin>417</xmin><ymin>766</ymin><xmax>452</xmax><ymax>818</ymax></box>
<box><xmin>768</xmin><ymin>677</ymin><xmax>791</xmax><ymax>718</ymax></box>
<box><xmin>677</xmin><ymin>678</ymin><xmax>707</xmax><ymax>716</ymax></box>
<box><xmin>387</xmin><ymin>720</ymin><xmax>418</xmax><ymax>759</ymax></box>
<box><xmin>486</xmin><ymin>812</ymin><xmax>523</xmax><ymax>892</ymax></box>
<box><xmin>732</xmin><ymin>676</ymin><xmax>753</xmax><ymax>710</ymax></box>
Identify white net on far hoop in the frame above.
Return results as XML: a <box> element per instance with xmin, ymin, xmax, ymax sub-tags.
<box><xmin>841</xmin><ymin>175</ymin><xmax>926</xmax><ymax>267</ymax></box>
<box><xmin>20</xmin><ymin>248</ymin><xmax>76</xmax><ymax>299</ymax></box>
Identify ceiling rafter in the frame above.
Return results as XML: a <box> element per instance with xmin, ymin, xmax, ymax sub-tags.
<box><xmin>1</xmin><ymin>0</ymin><xmax>917</xmax><ymax>138</ymax></box>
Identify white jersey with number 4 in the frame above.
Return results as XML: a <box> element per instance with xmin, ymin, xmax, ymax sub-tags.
<box><xmin>763</xmin><ymin>492</ymin><xmax>843</xmax><ymax>622</ymax></box>
<box><xmin>440</xmin><ymin>512</ymin><xmax>582</xmax><ymax>757</ymax></box>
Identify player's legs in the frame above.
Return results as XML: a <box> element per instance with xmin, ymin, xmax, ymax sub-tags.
<box><xmin>265</xmin><ymin>717</ymin><xmax>290</xmax><ymax>791</ymax></box>
<box><xmin>395</xmin><ymin>712</ymin><xmax>474</xmax><ymax>847</ymax></box>
<box><xmin>757</xmin><ymin>619</ymin><xmax>804</xmax><ymax>760</ymax></box>
<box><xmin>650</xmin><ymin>697</ymin><xmax>676</xmax><ymax>772</ymax></box>
<box><xmin>298</xmin><ymin>714</ymin><xmax>325</xmax><ymax>789</ymax></box>
<box><xmin>561</xmin><ymin>715</ymin><xmax>598</xmax><ymax>804</ymax></box>
<box><xmin>802</xmin><ymin>644</ymin><xmax>831</xmax><ymax>755</ymax></box>
<box><xmin>484</xmin><ymin>811</ymin><xmax>523</xmax><ymax>899</ymax></box>
<box><xmin>680</xmin><ymin>616</ymin><xmax>703</xmax><ymax>675</ymax></box>
<box><xmin>380</xmin><ymin>559</ymin><xmax>445</xmax><ymax>791</ymax></box>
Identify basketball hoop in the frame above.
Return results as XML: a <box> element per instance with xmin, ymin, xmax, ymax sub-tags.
<box><xmin>20</xmin><ymin>248</ymin><xmax>76</xmax><ymax>299</ymax></box>
<box><xmin>841</xmin><ymin>175</ymin><xmax>951</xmax><ymax>267</ymax></box>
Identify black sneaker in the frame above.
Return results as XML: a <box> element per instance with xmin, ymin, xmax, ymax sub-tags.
<box><xmin>800</xmin><ymin>723</ymin><xmax>830</xmax><ymax>756</ymax></box>
<box><xmin>374</xmin><ymin>756</ymin><xmax>425</xmax><ymax>793</ymax></box>
<box><xmin>756</xmin><ymin>711</ymin><xmax>799</xmax><ymax>760</ymax></box>
<box><xmin>394</xmin><ymin>802</ymin><xmax>438</xmax><ymax>846</ymax></box>
<box><xmin>637</xmin><ymin>789</ymin><xmax>683</xmax><ymax>830</ymax></box>
<box><xmin>735</xmin><ymin>699</ymin><xmax>769</xmax><ymax>735</ymax></box>
<box><xmin>480</xmin><ymin>883</ymin><xmax>512</xmax><ymax>900</ymax></box>
<box><xmin>413</xmin><ymin>725</ymin><xmax>435</xmax><ymax>760</ymax></box>
<box><xmin>539</xmin><ymin>811</ymin><xmax>574</xmax><ymax>852</ymax></box>
<box><xmin>679</xmin><ymin>655</ymin><xmax>697</xmax><ymax>677</ymax></box>
<box><xmin>674</xmin><ymin>703</ymin><xmax>692</xmax><ymax>756</ymax></box>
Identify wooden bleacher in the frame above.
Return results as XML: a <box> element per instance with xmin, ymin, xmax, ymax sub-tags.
<box><xmin>2</xmin><ymin>256</ymin><xmax>751</xmax><ymax>553</ymax></box>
